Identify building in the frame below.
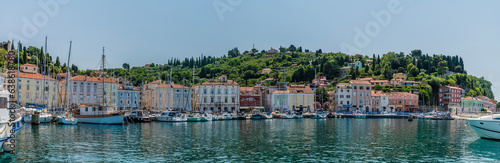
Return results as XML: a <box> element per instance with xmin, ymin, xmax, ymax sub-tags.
<box><xmin>261</xmin><ymin>68</ymin><xmax>271</xmax><ymax>74</ymax></box>
<box><xmin>460</xmin><ymin>97</ymin><xmax>484</xmax><ymax>113</ymax></box>
<box><xmin>270</xmin><ymin>87</ymin><xmax>289</xmax><ymax>112</ymax></box>
<box><xmin>15</xmin><ymin>70</ymin><xmax>59</xmax><ymax>109</ymax></box>
<box><xmin>20</xmin><ymin>64</ymin><xmax>38</xmax><ymax>73</ymax></box>
<box><xmin>193</xmin><ymin>75</ymin><xmax>240</xmax><ymax>113</ymax></box>
<box><xmin>371</xmin><ymin>91</ymin><xmax>389</xmax><ymax>112</ymax></box>
<box><xmin>387</xmin><ymin>92</ymin><xmax>418</xmax><ymax>112</ymax></box>
<box><xmin>438</xmin><ymin>85</ymin><xmax>464</xmax><ymax>108</ymax></box>
<box><xmin>335</xmin><ymin>83</ymin><xmax>352</xmax><ymax>111</ymax></box>
<box><xmin>369</xmin><ymin>80</ymin><xmax>389</xmax><ymax>86</ymax></box>
<box><xmin>393</xmin><ymin>73</ymin><xmax>407</xmax><ymax>80</ymax></box>
<box><xmin>266</xmin><ymin>48</ymin><xmax>279</xmax><ymax>56</ymax></box>
<box><xmin>350</xmin><ymin>80</ymin><xmax>372</xmax><ymax>112</ymax></box>
<box><xmin>288</xmin><ymin>85</ymin><xmax>314</xmax><ymax>112</ymax></box>
<box><xmin>152</xmin><ymin>82</ymin><xmax>192</xmax><ymax>111</ymax></box>
<box><xmin>0</xmin><ymin>41</ymin><xmax>11</xmax><ymax>51</ymax></box>
<box><xmin>117</xmin><ymin>84</ymin><xmax>140</xmax><ymax>110</ymax></box>
<box><xmin>239</xmin><ymin>86</ymin><xmax>264</xmax><ymax>112</ymax></box>
<box><xmin>340</xmin><ymin>67</ymin><xmax>350</xmax><ymax>78</ymax></box>
<box><xmin>65</xmin><ymin>75</ymin><xmax>119</xmax><ymax>108</ymax></box>
<box><xmin>390</xmin><ymin>79</ymin><xmax>403</xmax><ymax>87</ymax></box>
<box><xmin>311</xmin><ymin>76</ymin><xmax>328</xmax><ymax>92</ymax></box>
<box><xmin>476</xmin><ymin>96</ymin><xmax>491</xmax><ymax>111</ymax></box>
<box><xmin>351</xmin><ymin>61</ymin><xmax>363</xmax><ymax>69</ymax></box>
<box><xmin>140</xmin><ymin>80</ymin><xmax>161</xmax><ymax>110</ymax></box>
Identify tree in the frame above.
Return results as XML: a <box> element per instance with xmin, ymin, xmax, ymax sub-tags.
<box><xmin>373</xmin><ymin>84</ymin><xmax>383</xmax><ymax>90</ymax></box>
<box><xmin>122</xmin><ymin>63</ymin><xmax>130</xmax><ymax>70</ymax></box>
<box><xmin>11</xmin><ymin>39</ymin><xmax>14</xmax><ymax>50</ymax></box>
<box><xmin>227</xmin><ymin>47</ymin><xmax>240</xmax><ymax>57</ymax></box>
<box><xmin>315</xmin><ymin>87</ymin><xmax>329</xmax><ymax>107</ymax></box>
<box><xmin>497</xmin><ymin>102</ymin><xmax>500</xmax><ymax>109</ymax></box>
<box><xmin>55</xmin><ymin>56</ymin><xmax>61</xmax><ymax>67</ymax></box>
<box><xmin>322</xmin><ymin>61</ymin><xmax>340</xmax><ymax>80</ymax></box>
<box><xmin>437</xmin><ymin>60</ymin><xmax>449</xmax><ymax>76</ymax></box>
<box><xmin>288</xmin><ymin>45</ymin><xmax>296</xmax><ymax>52</ymax></box>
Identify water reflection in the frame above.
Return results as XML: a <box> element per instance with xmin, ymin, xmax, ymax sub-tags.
<box><xmin>1</xmin><ymin>119</ymin><xmax>499</xmax><ymax>162</ymax></box>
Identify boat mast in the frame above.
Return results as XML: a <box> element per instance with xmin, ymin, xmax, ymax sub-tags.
<box><xmin>44</xmin><ymin>36</ymin><xmax>47</xmax><ymax>108</ymax></box>
<box><xmin>101</xmin><ymin>47</ymin><xmax>105</xmax><ymax>106</ymax></box>
<box><xmin>66</xmin><ymin>41</ymin><xmax>72</xmax><ymax>110</ymax></box>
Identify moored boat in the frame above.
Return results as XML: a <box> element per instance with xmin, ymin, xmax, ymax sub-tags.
<box><xmin>0</xmin><ymin>87</ymin><xmax>23</xmax><ymax>153</ymax></box>
<box><xmin>250</xmin><ymin>109</ymin><xmax>264</xmax><ymax>119</ymax></box>
<box><xmin>466</xmin><ymin>114</ymin><xmax>500</xmax><ymax>140</ymax></box>
<box><xmin>128</xmin><ymin>110</ymin><xmax>151</xmax><ymax>122</ymax></box>
<box><xmin>75</xmin><ymin>104</ymin><xmax>125</xmax><ymax>125</ymax></box>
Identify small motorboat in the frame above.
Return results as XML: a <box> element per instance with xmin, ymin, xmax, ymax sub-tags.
<box><xmin>187</xmin><ymin>113</ymin><xmax>201</xmax><ymax>122</ymax></box>
<box><xmin>128</xmin><ymin>110</ymin><xmax>151</xmax><ymax>122</ymax></box>
<box><xmin>250</xmin><ymin>110</ymin><xmax>264</xmax><ymax>120</ymax></box>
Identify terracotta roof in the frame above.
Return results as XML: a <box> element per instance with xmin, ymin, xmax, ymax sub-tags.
<box><xmin>22</xmin><ymin>64</ymin><xmax>37</xmax><ymax>67</ymax></box>
<box><xmin>288</xmin><ymin>85</ymin><xmax>314</xmax><ymax>94</ymax></box>
<box><xmin>350</xmin><ymin>80</ymin><xmax>370</xmax><ymax>85</ymax></box>
<box><xmin>441</xmin><ymin>85</ymin><xmax>463</xmax><ymax>90</ymax></box>
<box><xmin>70</xmin><ymin>75</ymin><xmax>117</xmax><ymax>83</ymax></box>
<box><xmin>370</xmin><ymin>80</ymin><xmax>389</xmax><ymax>83</ymax></box>
<box><xmin>371</xmin><ymin>91</ymin><xmax>387</xmax><ymax>96</ymax></box>
<box><xmin>271</xmin><ymin>90</ymin><xmax>290</xmax><ymax>94</ymax></box>
<box><xmin>387</xmin><ymin>92</ymin><xmax>417</xmax><ymax>97</ymax></box>
<box><xmin>358</xmin><ymin>77</ymin><xmax>373</xmax><ymax>81</ymax></box>
<box><xmin>17</xmin><ymin>71</ymin><xmax>57</xmax><ymax>81</ymax></box>
<box><xmin>156</xmin><ymin>83</ymin><xmax>189</xmax><ymax>89</ymax></box>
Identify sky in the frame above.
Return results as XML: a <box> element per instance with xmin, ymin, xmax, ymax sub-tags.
<box><xmin>1</xmin><ymin>0</ymin><xmax>500</xmax><ymax>99</ymax></box>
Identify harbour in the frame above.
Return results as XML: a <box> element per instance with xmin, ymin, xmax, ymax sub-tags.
<box><xmin>1</xmin><ymin>118</ymin><xmax>499</xmax><ymax>162</ymax></box>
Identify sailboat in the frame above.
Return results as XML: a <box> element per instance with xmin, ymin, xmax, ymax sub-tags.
<box><xmin>58</xmin><ymin>41</ymin><xmax>77</xmax><ymax>125</ymax></box>
<box><xmin>74</xmin><ymin>47</ymin><xmax>125</xmax><ymax>125</ymax></box>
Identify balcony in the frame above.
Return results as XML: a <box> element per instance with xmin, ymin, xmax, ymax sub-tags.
<box><xmin>443</xmin><ymin>96</ymin><xmax>450</xmax><ymax>99</ymax></box>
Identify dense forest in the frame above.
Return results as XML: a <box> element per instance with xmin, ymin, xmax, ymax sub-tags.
<box><xmin>4</xmin><ymin>41</ymin><xmax>495</xmax><ymax>106</ymax></box>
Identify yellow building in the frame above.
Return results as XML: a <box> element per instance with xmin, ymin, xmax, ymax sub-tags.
<box><xmin>393</xmin><ymin>73</ymin><xmax>407</xmax><ymax>80</ymax></box>
<box><xmin>15</xmin><ymin>70</ymin><xmax>59</xmax><ymax>109</ymax></box>
<box><xmin>270</xmin><ymin>85</ymin><xmax>314</xmax><ymax>112</ymax></box>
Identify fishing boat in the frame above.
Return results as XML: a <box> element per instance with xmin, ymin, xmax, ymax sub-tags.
<box><xmin>128</xmin><ymin>110</ymin><xmax>151</xmax><ymax>122</ymax></box>
<box><xmin>0</xmin><ymin>83</ymin><xmax>23</xmax><ymax>153</ymax></box>
<box><xmin>466</xmin><ymin>114</ymin><xmax>500</xmax><ymax>140</ymax></box>
<box><xmin>75</xmin><ymin>47</ymin><xmax>125</xmax><ymax>125</ymax></box>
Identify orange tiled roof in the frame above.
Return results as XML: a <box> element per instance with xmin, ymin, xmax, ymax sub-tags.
<box><xmin>17</xmin><ymin>71</ymin><xmax>57</xmax><ymax>81</ymax></box>
<box><xmin>350</xmin><ymin>80</ymin><xmax>370</xmax><ymax>85</ymax></box>
<box><xmin>70</xmin><ymin>75</ymin><xmax>118</xmax><ymax>83</ymax></box>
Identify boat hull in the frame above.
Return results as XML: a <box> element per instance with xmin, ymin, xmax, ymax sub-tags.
<box><xmin>0</xmin><ymin>118</ymin><xmax>22</xmax><ymax>153</ymax></box>
<box><xmin>77</xmin><ymin>115</ymin><xmax>125</xmax><ymax>125</ymax></box>
<box><xmin>59</xmin><ymin>118</ymin><xmax>78</xmax><ymax>125</ymax></box>
<box><xmin>467</xmin><ymin>119</ymin><xmax>500</xmax><ymax>140</ymax></box>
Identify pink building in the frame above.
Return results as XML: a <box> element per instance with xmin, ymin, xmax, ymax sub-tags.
<box><xmin>350</xmin><ymin>80</ymin><xmax>372</xmax><ymax>112</ymax></box>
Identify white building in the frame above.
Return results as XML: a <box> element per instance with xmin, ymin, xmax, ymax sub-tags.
<box><xmin>335</xmin><ymin>83</ymin><xmax>352</xmax><ymax>111</ymax></box>
<box><xmin>66</xmin><ymin>75</ymin><xmax>118</xmax><ymax>107</ymax></box>
<box><xmin>194</xmin><ymin>76</ymin><xmax>240</xmax><ymax>113</ymax></box>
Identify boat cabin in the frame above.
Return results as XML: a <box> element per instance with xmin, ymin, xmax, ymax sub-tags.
<box><xmin>78</xmin><ymin>104</ymin><xmax>116</xmax><ymax>115</ymax></box>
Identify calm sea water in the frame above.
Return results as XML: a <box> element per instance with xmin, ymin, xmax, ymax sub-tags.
<box><xmin>1</xmin><ymin>119</ymin><xmax>500</xmax><ymax>162</ymax></box>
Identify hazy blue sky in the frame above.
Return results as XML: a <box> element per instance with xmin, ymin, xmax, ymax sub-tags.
<box><xmin>2</xmin><ymin>0</ymin><xmax>500</xmax><ymax>98</ymax></box>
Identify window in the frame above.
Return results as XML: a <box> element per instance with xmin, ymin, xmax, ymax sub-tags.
<box><xmin>27</xmin><ymin>85</ymin><xmax>29</xmax><ymax>90</ymax></box>
<box><xmin>85</xmin><ymin>107</ymin><xmax>88</xmax><ymax>112</ymax></box>
<box><xmin>203</xmin><ymin>89</ymin><xmax>207</xmax><ymax>94</ymax></box>
<box><xmin>211</xmin><ymin>89</ymin><xmax>214</xmax><ymax>94</ymax></box>
<box><xmin>340</xmin><ymin>101</ymin><xmax>343</xmax><ymax>104</ymax></box>
<box><xmin>218</xmin><ymin>89</ymin><xmax>221</xmax><ymax>94</ymax></box>
<box><xmin>367</xmin><ymin>93</ymin><xmax>370</xmax><ymax>97</ymax></box>
<box><xmin>19</xmin><ymin>85</ymin><xmax>21</xmax><ymax>90</ymax></box>
<box><xmin>225</xmin><ymin>89</ymin><xmax>228</xmax><ymax>94</ymax></box>
<box><xmin>360</xmin><ymin>93</ymin><xmax>363</xmax><ymax>97</ymax></box>
<box><xmin>232</xmin><ymin>89</ymin><xmax>235</xmax><ymax>94</ymax></box>
<box><xmin>232</xmin><ymin>97</ymin><xmax>235</xmax><ymax>103</ymax></box>
<box><xmin>225</xmin><ymin>97</ymin><xmax>228</xmax><ymax>103</ymax></box>
<box><xmin>353</xmin><ymin>99</ymin><xmax>356</xmax><ymax>103</ymax></box>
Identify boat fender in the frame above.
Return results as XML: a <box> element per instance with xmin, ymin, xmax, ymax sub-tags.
<box><xmin>2</xmin><ymin>141</ymin><xmax>14</xmax><ymax>153</ymax></box>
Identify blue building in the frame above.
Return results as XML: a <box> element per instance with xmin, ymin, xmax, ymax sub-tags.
<box><xmin>117</xmin><ymin>84</ymin><xmax>140</xmax><ymax>111</ymax></box>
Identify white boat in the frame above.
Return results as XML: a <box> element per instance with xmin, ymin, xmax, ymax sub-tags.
<box><xmin>261</xmin><ymin>112</ymin><xmax>273</xmax><ymax>119</ymax></box>
<box><xmin>127</xmin><ymin>110</ymin><xmax>151</xmax><ymax>122</ymax></box>
<box><xmin>200</xmin><ymin>113</ymin><xmax>213</xmax><ymax>122</ymax></box>
<box><xmin>279</xmin><ymin>112</ymin><xmax>294</xmax><ymax>119</ymax></box>
<box><xmin>221</xmin><ymin>112</ymin><xmax>232</xmax><ymax>120</ymax></box>
<box><xmin>58</xmin><ymin>112</ymin><xmax>78</xmax><ymax>125</ymax></box>
<box><xmin>292</xmin><ymin>112</ymin><xmax>303</xmax><ymax>119</ymax></box>
<box><xmin>75</xmin><ymin>105</ymin><xmax>125</xmax><ymax>125</ymax></box>
<box><xmin>39</xmin><ymin>112</ymin><xmax>52</xmax><ymax>123</ymax></box>
<box><xmin>0</xmin><ymin>89</ymin><xmax>23</xmax><ymax>153</ymax></box>
<box><xmin>157</xmin><ymin>111</ymin><xmax>186</xmax><ymax>122</ymax></box>
<box><xmin>466</xmin><ymin>114</ymin><xmax>500</xmax><ymax>140</ymax></box>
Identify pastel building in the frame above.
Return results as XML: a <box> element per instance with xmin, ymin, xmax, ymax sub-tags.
<box><xmin>66</xmin><ymin>75</ymin><xmax>119</xmax><ymax>107</ymax></box>
<box><xmin>335</xmin><ymin>83</ymin><xmax>352</xmax><ymax>111</ymax></box>
<box><xmin>387</xmin><ymin>92</ymin><xmax>418</xmax><ymax>112</ymax></box>
<box><xmin>117</xmin><ymin>84</ymin><xmax>140</xmax><ymax>110</ymax></box>
<box><xmin>371</xmin><ymin>91</ymin><xmax>389</xmax><ymax>112</ymax></box>
<box><xmin>15</xmin><ymin>70</ymin><xmax>59</xmax><ymax>109</ymax></box>
<box><xmin>460</xmin><ymin>97</ymin><xmax>484</xmax><ymax>113</ymax></box>
<box><xmin>350</xmin><ymin>80</ymin><xmax>372</xmax><ymax>112</ymax></box>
